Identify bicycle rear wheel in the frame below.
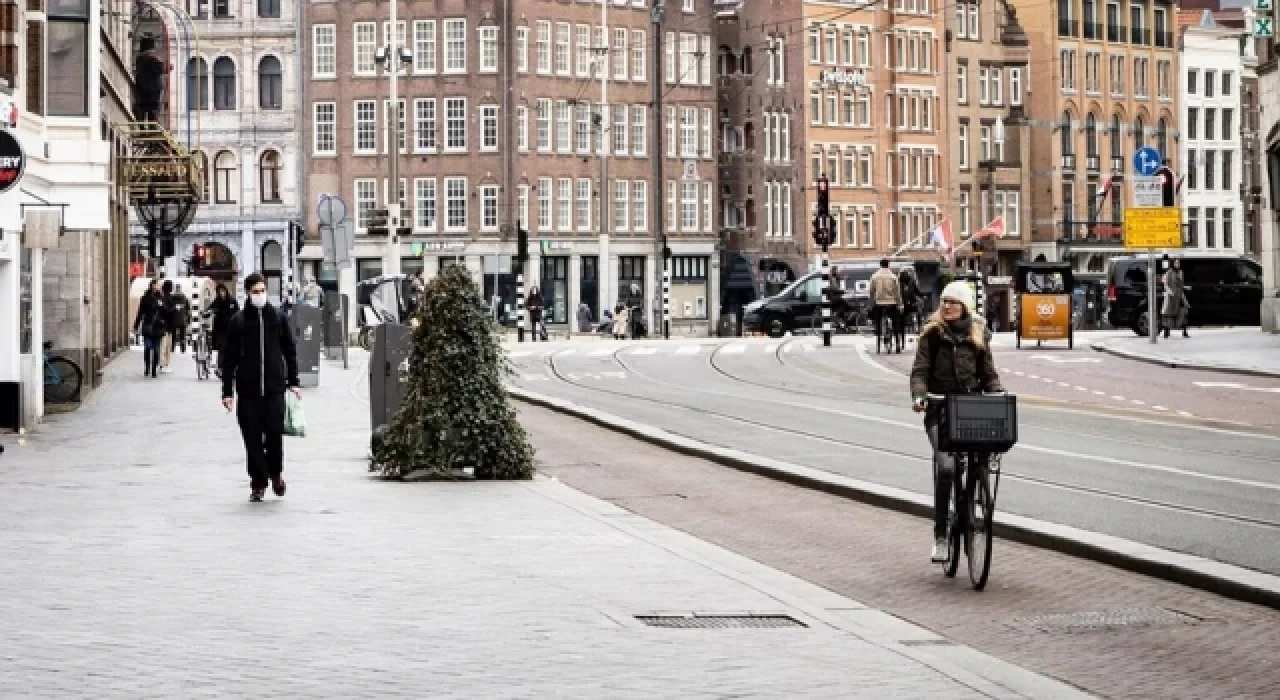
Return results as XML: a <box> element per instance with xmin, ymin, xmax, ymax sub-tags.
<box><xmin>967</xmin><ymin>465</ymin><xmax>994</xmax><ymax>590</ymax></box>
<box><xmin>45</xmin><ymin>357</ymin><xmax>83</xmax><ymax>403</ymax></box>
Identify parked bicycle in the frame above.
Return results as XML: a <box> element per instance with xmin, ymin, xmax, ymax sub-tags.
<box><xmin>192</xmin><ymin>323</ymin><xmax>213</xmax><ymax>381</ymax></box>
<box><xmin>43</xmin><ymin>341</ymin><xmax>83</xmax><ymax>403</ymax></box>
<box><xmin>927</xmin><ymin>392</ymin><xmax>1017</xmax><ymax>590</ymax></box>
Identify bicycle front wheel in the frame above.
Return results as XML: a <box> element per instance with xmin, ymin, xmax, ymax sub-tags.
<box><xmin>943</xmin><ymin>485</ymin><xmax>962</xmax><ymax>578</ymax></box>
<box><xmin>968</xmin><ymin>466</ymin><xmax>995</xmax><ymax>590</ymax></box>
<box><xmin>45</xmin><ymin>357</ymin><xmax>83</xmax><ymax>403</ymax></box>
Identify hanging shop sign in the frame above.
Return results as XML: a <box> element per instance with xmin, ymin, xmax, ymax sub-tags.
<box><xmin>0</xmin><ymin>129</ymin><xmax>26</xmax><ymax>194</ymax></box>
<box><xmin>819</xmin><ymin>68</ymin><xmax>866</xmax><ymax>87</ymax></box>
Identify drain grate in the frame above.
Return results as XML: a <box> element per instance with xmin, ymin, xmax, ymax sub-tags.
<box><xmin>635</xmin><ymin>614</ymin><xmax>807</xmax><ymax>629</ymax></box>
<box><xmin>1018</xmin><ymin>607</ymin><xmax>1203</xmax><ymax>633</ymax></box>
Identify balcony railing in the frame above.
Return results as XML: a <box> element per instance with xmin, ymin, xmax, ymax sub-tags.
<box><xmin>1058</xmin><ymin>18</ymin><xmax>1079</xmax><ymax>38</ymax></box>
<box><xmin>1061</xmin><ymin>153</ymin><xmax>1077</xmax><ymax>171</ymax></box>
<box><xmin>1107</xmin><ymin>24</ymin><xmax>1126</xmax><ymax>43</ymax></box>
<box><xmin>1083</xmin><ymin>22</ymin><xmax>1102</xmax><ymax>40</ymax></box>
<box><xmin>1111</xmin><ymin>156</ymin><xmax>1125</xmax><ymax>174</ymax></box>
<box><xmin>1131</xmin><ymin>27</ymin><xmax>1150</xmax><ymax>45</ymax></box>
<box><xmin>1086</xmin><ymin>155</ymin><xmax>1101</xmax><ymax>172</ymax></box>
<box><xmin>1060</xmin><ymin>219</ymin><xmax>1126</xmax><ymax>245</ymax></box>
<box><xmin>1154</xmin><ymin>30</ymin><xmax>1172</xmax><ymax>48</ymax></box>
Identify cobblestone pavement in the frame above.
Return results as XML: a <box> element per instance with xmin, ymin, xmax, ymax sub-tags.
<box><xmin>518</xmin><ymin>403</ymin><xmax>1280</xmax><ymax>700</ymax></box>
<box><xmin>0</xmin><ymin>350</ymin><xmax>1083</xmax><ymax>698</ymax></box>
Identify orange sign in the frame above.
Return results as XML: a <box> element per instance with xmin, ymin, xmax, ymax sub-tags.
<box><xmin>1019</xmin><ymin>293</ymin><xmax>1071</xmax><ymax>341</ymax></box>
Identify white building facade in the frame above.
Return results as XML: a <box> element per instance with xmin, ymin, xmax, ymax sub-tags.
<box><xmin>1180</xmin><ymin>18</ymin><xmax>1245</xmax><ymax>255</ymax></box>
<box><xmin>137</xmin><ymin>0</ymin><xmax>302</xmax><ymax>301</ymax></box>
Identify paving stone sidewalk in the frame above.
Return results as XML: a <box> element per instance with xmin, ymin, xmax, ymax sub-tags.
<box><xmin>1093</xmin><ymin>328</ymin><xmax>1280</xmax><ymax>376</ymax></box>
<box><xmin>0</xmin><ymin>349</ymin><xmax>1085</xmax><ymax>698</ymax></box>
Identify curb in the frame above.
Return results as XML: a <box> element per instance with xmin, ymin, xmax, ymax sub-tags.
<box><xmin>511</xmin><ymin>386</ymin><xmax>1280</xmax><ymax>611</ymax></box>
<box><xmin>1091</xmin><ymin>342</ymin><xmax>1280</xmax><ymax>379</ymax></box>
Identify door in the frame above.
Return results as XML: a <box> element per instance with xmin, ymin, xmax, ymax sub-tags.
<box><xmin>1222</xmin><ymin>259</ymin><xmax>1264</xmax><ymax>325</ymax></box>
<box><xmin>1182</xmin><ymin>259</ymin><xmax>1227</xmax><ymax>325</ymax></box>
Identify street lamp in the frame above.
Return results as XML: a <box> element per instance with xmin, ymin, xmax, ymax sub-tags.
<box><xmin>374</xmin><ymin>18</ymin><xmax>413</xmax><ymax>279</ymax></box>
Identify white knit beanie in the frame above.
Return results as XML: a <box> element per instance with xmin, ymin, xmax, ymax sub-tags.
<box><xmin>941</xmin><ymin>280</ymin><xmax>975</xmax><ymax>312</ymax></box>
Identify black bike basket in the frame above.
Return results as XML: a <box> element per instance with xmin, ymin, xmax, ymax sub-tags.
<box><xmin>945</xmin><ymin>394</ymin><xmax>1018</xmax><ymax>453</ymax></box>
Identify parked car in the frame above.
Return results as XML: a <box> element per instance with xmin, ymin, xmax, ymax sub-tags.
<box><xmin>1105</xmin><ymin>253</ymin><xmax>1264</xmax><ymax>336</ymax></box>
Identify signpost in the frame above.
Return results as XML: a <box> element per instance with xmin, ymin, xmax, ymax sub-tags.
<box><xmin>1130</xmin><ymin>176</ymin><xmax>1162</xmax><ymax>208</ymax></box>
<box><xmin>1125</xmin><ymin>156</ymin><xmax>1182</xmax><ymax>345</ymax></box>
<box><xmin>1122</xmin><ymin>208</ymin><xmax>1183</xmax><ymax>248</ymax></box>
<box><xmin>1133</xmin><ymin>147</ymin><xmax>1161</xmax><ymax>177</ymax></box>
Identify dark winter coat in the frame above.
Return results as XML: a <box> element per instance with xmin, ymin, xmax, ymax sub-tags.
<box><xmin>133</xmin><ymin>292</ymin><xmax>168</xmax><ymax>338</ymax></box>
<box><xmin>219</xmin><ymin>303</ymin><xmax>300</xmax><ymax>400</ymax></box>
<box><xmin>169</xmin><ymin>291</ymin><xmax>192</xmax><ymax>331</ymax></box>
<box><xmin>208</xmin><ymin>296</ymin><xmax>239</xmax><ymax>341</ymax></box>
<box><xmin>909</xmin><ymin>314</ymin><xmax>1003</xmax><ymax>399</ymax></box>
<box><xmin>526</xmin><ymin>292</ymin><xmax>544</xmax><ymax>323</ymax></box>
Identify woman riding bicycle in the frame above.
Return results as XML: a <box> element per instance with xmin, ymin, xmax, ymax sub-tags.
<box><xmin>909</xmin><ymin>281</ymin><xmax>1003</xmax><ymax>563</ymax></box>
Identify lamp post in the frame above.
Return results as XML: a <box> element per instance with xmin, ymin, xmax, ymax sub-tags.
<box><xmin>374</xmin><ymin>13</ymin><xmax>413</xmax><ymax>279</ymax></box>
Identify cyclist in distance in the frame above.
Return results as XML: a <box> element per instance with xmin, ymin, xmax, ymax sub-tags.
<box><xmin>869</xmin><ymin>259</ymin><xmax>904</xmax><ymax>352</ymax></box>
<box><xmin>909</xmin><ymin>281</ymin><xmax>1003</xmax><ymax>562</ymax></box>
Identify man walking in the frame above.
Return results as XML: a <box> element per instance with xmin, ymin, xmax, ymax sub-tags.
<box><xmin>870</xmin><ymin>259</ymin><xmax>904</xmax><ymax>353</ymax></box>
<box><xmin>158</xmin><ymin>280</ymin><xmax>176</xmax><ymax>372</ymax></box>
<box><xmin>169</xmin><ymin>283</ymin><xmax>192</xmax><ymax>354</ymax></box>
<box><xmin>220</xmin><ymin>273</ymin><xmax>301</xmax><ymax>502</ymax></box>
<box><xmin>1161</xmin><ymin>257</ymin><xmax>1190</xmax><ymax>338</ymax></box>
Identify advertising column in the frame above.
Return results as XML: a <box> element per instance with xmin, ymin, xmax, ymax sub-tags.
<box><xmin>0</xmin><ymin>124</ymin><xmax>30</xmax><ymax>430</ymax></box>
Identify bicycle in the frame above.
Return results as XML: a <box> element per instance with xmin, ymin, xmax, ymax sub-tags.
<box><xmin>192</xmin><ymin>324</ymin><xmax>213</xmax><ymax>381</ymax></box>
<box><xmin>872</xmin><ymin>306</ymin><xmax>900</xmax><ymax>354</ymax></box>
<box><xmin>43</xmin><ymin>341</ymin><xmax>83</xmax><ymax>403</ymax></box>
<box><xmin>809</xmin><ymin>304</ymin><xmax>860</xmax><ymax>335</ymax></box>
<box><xmin>926</xmin><ymin>392</ymin><xmax>1016</xmax><ymax>591</ymax></box>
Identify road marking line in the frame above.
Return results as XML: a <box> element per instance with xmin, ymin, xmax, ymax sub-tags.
<box><xmin>722</xmin><ymin>344</ymin><xmax>747</xmax><ymax>354</ymax></box>
<box><xmin>558</xmin><ymin>348</ymin><xmax>577</xmax><ymax>356</ymax></box>
<box><xmin>509</xmin><ymin>351</ymin><xmax>532</xmax><ymax>358</ymax></box>
<box><xmin>1111</xmin><ymin>395</ymin><xmax>1126</xmax><ymax>401</ymax></box>
<box><xmin>630</xmin><ymin>347</ymin><xmax>659</xmax><ymax>355</ymax></box>
<box><xmin>676</xmin><ymin>345</ymin><xmax>701</xmax><ymax>355</ymax></box>
<box><xmin>855</xmin><ymin>342</ymin><xmax>901</xmax><ymax>378</ymax></box>
<box><xmin>521</xmin><ymin>374</ymin><xmax>549</xmax><ymax>381</ymax></box>
<box><xmin>1075</xmin><ymin>386</ymin><xmax>1088</xmax><ymax>391</ymax></box>
<box><xmin>1057</xmin><ymin>382</ymin><xmax>1071</xmax><ymax>387</ymax></box>
<box><xmin>1093</xmin><ymin>390</ymin><xmax>1106</xmax><ymax>395</ymax></box>
<box><xmin>1029</xmin><ymin>374</ymin><xmax>1040</xmax><ymax>379</ymax></box>
<box><xmin>589</xmin><ymin>347</ymin><xmax>614</xmax><ymax>356</ymax></box>
<box><xmin>1153</xmin><ymin>406</ymin><xmax>1169</xmax><ymax>411</ymax></box>
<box><xmin>763</xmin><ymin>344</ymin><xmax>779</xmax><ymax>353</ymax></box>
<box><xmin>1014</xmin><ymin>371</ymin><xmax>1025</xmax><ymax>376</ymax></box>
<box><xmin>1131</xmin><ymin>399</ymin><xmax>1146</xmax><ymax>405</ymax></box>
<box><xmin>1177</xmin><ymin>410</ymin><xmax>1194</xmax><ymax>417</ymax></box>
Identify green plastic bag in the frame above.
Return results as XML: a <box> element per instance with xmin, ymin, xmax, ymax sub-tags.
<box><xmin>283</xmin><ymin>392</ymin><xmax>307</xmax><ymax>438</ymax></box>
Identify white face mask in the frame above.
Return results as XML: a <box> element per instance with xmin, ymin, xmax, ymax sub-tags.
<box><xmin>249</xmin><ymin>292</ymin><xmax>267</xmax><ymax>308</ymax></box>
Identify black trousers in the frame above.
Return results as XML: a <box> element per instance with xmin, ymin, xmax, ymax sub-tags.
<box><xmin>925</xmin><ymin>420</ymin><xmax>954</xmax><ymax>538</ymax></box>
<box><xmin>172</xmin><ymin>326</ymin><xmax>187</xmax><ymax>353</ymax></box>
<box><xmin>237</xmin><ymin>393</ymin><xmax>286</xmax><ymax>490</ymax></box>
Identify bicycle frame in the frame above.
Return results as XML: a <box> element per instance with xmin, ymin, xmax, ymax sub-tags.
<box><xmin>42</xmin><ymin>351</ymin><xmax>62</xmax><ymax>385</ymax></box>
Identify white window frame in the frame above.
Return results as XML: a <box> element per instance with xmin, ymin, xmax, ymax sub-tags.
<box><xmin>480</xmin><ymin>185</ymin><xmax>499</xmax><ymax>232</ymax></box>
<box><xmin>443</xmin><ymin>18</ymin><xmax>467</xmax><ymax>74</ymax></box>
<box><xmin>313</xmin><ymin>101</ymin><xmax>336</xmax><ymax>156</ymax></box>
<box><xmin>312</xmin><ymin>24</ymin><xmax>336</xmax><ymax>79</ymax></box>
<box><xmin>613</xmin><ymin>28</ymin><xmax>629</xmax><ymax>81</ymax></box>
<box><xmin>354</xmin><ymin>99</ymin><xmax>377</xmax><ymax>154</ymax></box>
<box><xmin>515</xmin><ymin>26</ymin><xmax>528</xmax><ymax>73</ymax></box>
<box><xmin>414</xmin><ymin>20</ymin><xmax>437</xmax><ymax>75</ymax></box>
<box><xmin>632</xmin><ymin>29</ymin><xmax>647</xmax><ymax>82</ymax></box>
<box><xmin>355</xmin><ymin>178</ymin><xmax>377</xmax><ymax>231</ymax></box>
<box><xmin>444</xmin><ymin>97</ymin><xmax>467</xmax><ymax>152</ymax></box>
<box><xmin>413</xmin><ymin>98</ymin><xmax>437</xmax><ymax>153</ymax></box>
<box><xmin>557</xmin><ymin>178</ymin><xmax>573</xmax><ymax>231</ymax></box>
<box><xmin>537</xmin><ymin>177</ymin><xmax>553</xmax><ymax>230</ymax></box>
<box><xmin>614</xmin><ymin>180</ymin><xmax>630</xmax><ymax>232</ymax></box>
<box><xmin>354</xmin><ymin>22</ymin><xmax>376</xmax><ymax>76</ymax></box>
<box><xmin>632</xmin><ymin>104</ymin><xmax>647</xmax><ymax>156</ymax></box>
<box><xmin>414</xmin><ymin>177</ymin><xmax>437</xmax><ymax>232</ymax></box>
<box><xmin>516</xmin><ymin>105</ymin><xmax>528</xmax><ymax>152</ymax></box>
<box><xmin>445</xmin><ymin>177</ymin><xmax>468</xmax><ymax>232</ymax></box>
<box><xmin>555</xmin><ymin>22</ymin><xmax>571</xmax><ymax>76</ymax></box>
<box><xmin>480</xmin><ymin>105</ymin><xmax>499</xmax><ymax>151</ymax></box>
<box><xmin>576</xmin><ymin>178</ymin><xmax>592</xmax><ymax>232</ymax></box>
<box><xmin>633</xmin><ymin>180</ymin><xmax>647</xmax><ymax>232</ymax></box>
<box><xmin>536</xmin><ymin>21</ymin><xmax>552</xmax><ymax>75</ymax></box>
<box><xmin>479</xmin><ymin>26</ymin><xmax>499</xmax><ymax>73</ymax></box>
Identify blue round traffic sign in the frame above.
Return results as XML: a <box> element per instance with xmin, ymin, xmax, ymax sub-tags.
<box><xmin>1133</xmin><ymin>147</ymin><xmax>1161</xmax><ymax>176</ymax></box>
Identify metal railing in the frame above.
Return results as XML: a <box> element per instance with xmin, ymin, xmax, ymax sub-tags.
<box><xmin>1154</xmin><ymin>30</ymin><xmax>1172</xmax><ymax>48</ymax></box>
<box><xmin>1058</xmin><ymin>18</ymin><xmax>1079</xmax><ymax>38</ymax></box>
<box><xmin>1107</xmin><ymin>24</ymin><xmax>1126</xmax><ymax>43</ymax></box>
<box><xmin>1130</xmin><ymin>27</ymin><xmax>1150</xmax><ymax>45</ymax></box>
<box><xmin>1083</xmin><ymin>22</ymin><xmax>1102</xmax><ymax>40</ymax></box>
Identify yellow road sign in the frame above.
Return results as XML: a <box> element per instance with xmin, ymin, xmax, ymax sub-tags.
<box><xmin>1123</xmin><ymin>207</ymin><xmax>1183</xmax><ymax>249</ymax></box>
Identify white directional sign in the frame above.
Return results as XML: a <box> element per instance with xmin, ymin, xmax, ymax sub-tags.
<box><xmin>1131</xmin><ymin>176</ymin><xmax>1162</xmax><ymax>208</ymax></box>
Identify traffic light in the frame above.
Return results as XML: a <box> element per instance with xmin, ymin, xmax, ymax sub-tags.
<box><xmin>1158</xmin><ymin>165</ymin><xmax>1176</xmax><ymax>207</ymax></box>
<box><xmin>159</xmin><ymin>236</ymin><xmax>175</xmax><ymax>258</ymax></box>
<box><xmin>812</xmin><ymin>216</ymin><xmax>830</xmax><ymax>248</ymax></box>
<box><xmin>292</xmin><ymin>221</ymin><xmax>305</xmax><ymax>255</ymax></box>
<box><xmin>367</xmin><ymin>208</ymin><xmax>390</xmax><ymax>236</ymax></box>
<box><xmin>517</xmin><ymin>223</ymin><xmax>529</xmax><ymax>263</ymax></box>
<box><xmin>192</xmin><ymin>243</ymin><xmax>205</xmax><ymax>265</ymax></box>
<box><xmin>816</xmin><ymin>175</ymin><xmax>830</xmax><ymax>217</ymax></box>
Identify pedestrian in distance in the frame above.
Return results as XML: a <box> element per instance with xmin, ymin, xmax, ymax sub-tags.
<box><xmin>527</xmin><ymin>286</ymin><xmax>548</xmax><ymax>341</ymax></box>
<box><xmin>158</xmin><ymin>280</ymin><xmax>176</xmax><ymax>373</ymax></box>
<box><xmin>870</xmin><ymin>259</ymin><xmax>905</xmax><ymax>353</ymax></box>
<box><xmin>1161</xmin><ymin>258</ymin><xmax>1190</xmax><ymax>339</ymax></box>
<box><xmin>206</xmin><ymin>283</ymin><xmax>239</xmax><ymax>369</ymax></box>
<box><xmin>576</xmin><ymin>301</ymin><xmax>593</xmax><ymax>333</ymax></box>
<box><xmin>133</xmin><ymin>279</ymin><xmax>168</xmax><ymax>378</ymax></box>
<box><xmin>219</xmin><ymin>273</ymin><xmax>301</xmax><ymax>503</ymax></box>
<box><xmin>169</xmin><ymin>283</ymin><xmax>192</xmax><ymax>354</ymax></box>
<box><xmin>612</xmin><ymin>303</ymin><xmax>630</xmax><ymax>340</ymax></box>
<box><xmin>909</xmin><ymin>281</ymin><xmax>1003</xmax><ymax>563</ymax></box>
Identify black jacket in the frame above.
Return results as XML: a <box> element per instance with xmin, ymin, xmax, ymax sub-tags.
<box><xmin>169</xmin><ymin>292</ymin><xmax>192</xmax><ymax>331</ymax></box>
<box><xmin>133</xmin><ymin>293</ymin><xmax>167</xmax><ymax>338</ymax></box>
<box><xmin>208</xmin><ymin>296</ymin><xmax>239</xmax><ymax>337</ymax></box>
<box><xmin>219</xmin><ymin>303</ymin><xmax>300</xmax><ymax>399</ymax></box>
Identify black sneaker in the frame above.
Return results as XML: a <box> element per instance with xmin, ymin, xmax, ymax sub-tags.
<box><xmin>249</xmin><ymin>489</ymin><xmax>265</xmax><ymax>502</ymax></box>
<box><xmin>271</xmin><ymin>477</ymin><xmax>286</xmax><ymax>498</ymax></box>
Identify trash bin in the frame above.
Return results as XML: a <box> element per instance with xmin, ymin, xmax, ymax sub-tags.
<box><xmin>369</xmin><ymin>323</ymin><xmax>414</xmax><ymax>442</ymax></box>
<box><xmin>290</xmin><ymin>304</ymin><xmax>323</xmax><ymax>388</ymax></box>
<box><xmin>322</xmin><ymin>291</ymin><xmax>347</xmax><ymax>359</ymax></box>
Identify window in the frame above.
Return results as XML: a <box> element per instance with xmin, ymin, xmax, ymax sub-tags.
<box><xmin>46</xmin><ymin>0</ymin><xmax>90</xmax><ymax>116</ymax></box>
<box><xmin>958</xmin><ymin>122</ymin><xmax>969</xmax><ymax>170</ymax></box>
<box><xmin>415</xmin><ymin>178</ymin><xmax>437</xmax><ymax>231</ymax></box>
<box><xmin>517</xmin><ymin>184</ymin><xmax>530</xmax><ymax>230</ymax></box>
<box><xmin>1186</xmin><ymin>207</ymin><xmax>1199</xmax><ymax>246</ymax></box>
<box><xmin>516</xmin><ymin>105</ymin><xmax>528</xmax><ymax>152</ymax></box>
<box><xmin>536</xmin><ymin>99</ymin><xmax>551</xmax><ymax>152</ymax></box>
<box><xmin>1223</xmin><ymin>150</ymin><xmax>1233</xmax><ymax>192</ymax></box>
<box><xmin>258</xmin><ymin>0</ymin><xmax>278</xmax><ymax>19</ymax></box>
<box><xmin>824</xmin><ymin>29</ymin><xmax>837</xmax><ymax>65</ymax></box>
<box><xmin>536</xmin><ymin>21</ymin><xmax>551</xmax><ymax>74</ymax></box>
<box><xmin>1206</xmin><ymin>109</ymin><xmax>1216</xmax><ymax>142</ymax></box>
<box><xmin>415</xmin><ymin>98</ymin><xmax>437</xmax><ymax>152</ymax></box>
<box><xmin>575</xmin><ymin>24</ymin><xmax>592</xmax><ymax>77</ymax></box>
<box><xmin>478</xmin><ymin>185</ymin><xmax>498</xmax><ymax>231</ymax></box>
<box><xmin>557</xmin><ymin>178</ymin><xmax>572</xmax><ymax>231</ymax></box>
<box><xmin>1156</xmin><ymin>119</ymin><xmax>1169</xmax><ymax>161</ymax></box>
<box><xmin>978</xmin><ymin>67</ymin><xmax>989</xmax><ymax>104</ymax></box>
<box><xmin>613</xmin><ymin>28</ymin><xmax>628</xmax><ymax>81</ymax></box>
<box><xmin>1110</xmin><ymin>114</ymin><xmax>1122</xmax><ymax>159</ymax></box>
<box><xmin>214</xmin><ymin>150</ymin><xmax>237</xmax><ymax>203</ymax></box>
<box><xmin>515</xmin><ymin>26</ymin><xmax>528</xmax><ymax>73</ymax></box>
<box><xmin>980</xmin><ymin>125</ymin><xmax>991</xmax><ymax>162</ymax></box>
<box><xmin>555</xmin><ymin>22</ymin><xmax>571</xmax><ymax>75</ymax></box>
<box><xmin>1223</xmin><ymin>109</ymin><xmax>1234</xmax><ymax>141</ymax></box>
<box><xmin>1157</xmin><ymin>60</ymin><xmax>1171</xmax><ymax>99</ymax></box>
<box><xmin>1085</xmin><ymin>53</ymin><xmax>1100</xmax><ymax>93</ymax></box>
<box><xmin>1223</xmin><ymin>209</ymin><xmax>1234</xmax><ymax>249</ymax></box>
<box><xmin>576</xmin><ymin>179</ymin><xmax>592</xmax><ymax>231</ymax></box>
<box><xmin>355</xmin><ymin>179</ymin><xmax>377</xmax><ymax>230</ymax></box>
<box><xmin>856</xmin><ymin>93</ymin><xmax>870</xmax><ymax>126</ymax></box>
<box><xmin>383</xmin><ymin>99</ymin><xmax>407</xmax><ymax>154</ymax></box>
<box><xmin>666</xmin><ymin>31</ymin><xmax>676</xmax><ymax>83</ymax></box>
<box><xmin>313</xmin><ymin>25</ymin><xmax>336</xmax><ymax>78</ymax></box>
<box><xmin>575</xmin><ymin>103</ymin><xmax>591</xmax><ymax>154</ymax></box>
<box><xmin>355</xmin><ymin>100</ymin><xmax>377</xmax><ymax>154</ymax></box>
<box><xmin>632</xmin><ymin>105</ymin><xmax>647</xmax><ymax>156</ymax></box>
<box><xmin>259</xmin><ymin>150</ymin><xmax>281</xmax><ymax>203</ymax></box>
<box><xmin>213</xmin><ymin>57</ymin><xmax>236</xmax><ymax>110</ymax></box>
<box><xmin>1187</xmin><ymin>108</ymin><xmax>1199</xmax><ymax>140</ymax></box>
<box><xmin>445</xmin><ymin>97</ymin><xmax>467</xmax><ymax>151</ymax></box>
<box><xmin>479</xmin><ymin>26</ymin><xmax>498</xmax><ymax>72</ymax></box>
<box><xmin>258</xmin><ymin>56</ymin><xmax>282</xmax><ymax>110</ymax></box>
<box><xmin>680</xmin><ymin>107</ymin><xmax>697</xmax><ymax>158</ymax></box>
<box><xmin>537</xmin><ymin>177</ymin><xmax>552</xmax><ymax>230</ymax></box>
<box><xmin>443</xmin><ymin>19</ymin><xmax>466</xmax><ymax>73</ymax></box>
<box><xmin>700</xmin><ymin>108</ymin><xmax>712</xmax><ymax>159</ymax></box>
<box><xmin>445</xmin><ymin>177</ymin><xmax>468</xmax><ymax>231</ymax></box>
<box><xmin>613</xmin><ymin>105</ymin><xmax>629</xmax><ymax>155</ymax></box>
<box><xmin>355</xmin><ymin>22</ymin><xmax>377</xmax><ymax>75</ymax></box>
<box><xmin>1187</xmin><ymin>149</ymin><xmax>1198</xmax><ymax>189</ymax></box>
<box><xmin>481</xmin><ymin>105</ymin><xmax>498</xmax><ymax>151</ymax></box>
<box><xmin>633</xmin><ymin>181</ymin><xmax>648</xmax><ymax>231</ymax></box>
<box><xmin>1133</xmin><ymin>57</ymin><xmax>1148</xmax><ymax>96</ymax></box>
<box><xmin>700</xmin><ymin>34</ymin><xmax>712</xmax><ymax>86</ymax></box>
<box><xmin>1205</xmin><ymin>70</ymin><xmax>1216</xmax><ymax>98</ymax></box>
<box><xmin>556</xmin><ymin>100</ymin><xmax>571</xmax><ymax>153</ymax></box>
<box><xmin>1133</xmin><ymin>116</ymin><xmax>1144</xmax><ymax>149</ymax></box>
<box><xmin>859</xmin><ymin>150</ymin><xmax>872</xmax><ymax>185</ymax></box>
<box><xmin>810</xmin><ymin>90</ymin><xmax>821</xmax><ymax>125</ymax></box>
<box><xmin>1109</xmin><ymin>54</ymin><xmax>1125</xmax><ymax>95</ymax></box>
<box><xmin>313</xmin><ymin>102</ymin><xmax>336</xmax><ymax>155</ymax></box>
<box><xmin>1061</xmin><ymin>112</ymin><xmax>1074</xmax><ymax>155</ymax></box>
<box><xmin>681</xmin><ymin>181</ymin><xmax>698</xmax><ymax>231</ymax></box>
<box><xmin>1086</xmin><ymin>114</ymin><xmax>1098</xmax><ymax>156</ymax></box>
<box><xmin>679</xmin><ymin>33</ymin><xmax>698</xmax><ymax>85</ymax></box>
<box><xmin>415</xmin><ymin>20</ymin><xmax>438</xmax><ymax>74</ymax></box>
<box><xmin>959</xmin><ymin>190</ymin><xmax>971</xmax><ymax>237</ymax></box>
<box><xmin>956</xmin><ymin>63</ymin><xmax>968</xmax><ymax>104</ymax></box>
<box><xmin>187</xmin><ymin>57</ymin><xmax>209</xmax><ymax>111</ymax></box>
<box><xmin>632</xmin><ymin>29</ymin><xmax>647</xmax><ymax>82</ymax></box>
<box><xmin>1205</xmin><ymin>150</ymin><xmax>1216</xmax><ymax>190</ymax></box>
<box><xmin>614</xmin><ymin>180</ymin><xmax>630</xmax><ymax>231</ymax></box>
<box><xmin>1061</xmin><ymin>49</ymin><xmax>1076</xmax><ymax>91</ymax></box>
<box><xmin>1222</xmin><ymin>71</ymin><xmax>1233</xmax><ymax>96</ymax></box>
<box><xmin>780</xmin><ymin>113</ymin><xmax>791</xmax><ymax>160</ymax></box>
<box><xmin>1206</xmin><ymin>207</ymin><xmax>1217</xmax><ymax>248</ymax></box>
<box><xmin>808</xmin><ymin>28</ymin><xmax>820</xmax><ymax>64</ymax></box>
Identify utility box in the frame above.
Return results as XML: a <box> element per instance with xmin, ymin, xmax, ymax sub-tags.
<box><xmin>322</xmin><ymin>291</ymin><xmax>347</xmax><ymax>359</ymax></box>
<box><xmin>290</xmin><ymin>304</ymin><xmax>323</xmax><ymax>388</ymax></box>
<box><xmin>369</xmin><ymin>323</ymin><xmax>414</xmax><ymax>439</ymax></box>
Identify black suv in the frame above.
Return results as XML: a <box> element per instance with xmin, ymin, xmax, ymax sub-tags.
<box><xmin>742</xmin><ymin>261</ymin><xmax>937</xmax><ymax>338</ymax></box>
<box><xmin>1106</xmin><ymin>254</ymin><xmax>1263</xmax><ymax>335</ymax></box>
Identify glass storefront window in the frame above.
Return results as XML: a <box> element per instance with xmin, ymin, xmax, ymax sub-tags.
<box><xmin>539</xmin><ymin>255</ymin><xmax>569</xmax><ymax>324</ymax></box>
<box><xmin>579</xmin><ymin>255</ymin><xmax>599</xmax><ymax>321</ymax></box>
<box><xmin>618</xmin><ymin>255</ymin><xmax>646</xmax><ymax>312</ymax></box>
<box><xmin>671</xmin><ymin>255</ymin><xmax>709</xmax><ymax>319</ymax></box>
<box><xmin>357</xmin><ymin>258</ymin><xmax>383</xmax><ymax>281</ymax></box>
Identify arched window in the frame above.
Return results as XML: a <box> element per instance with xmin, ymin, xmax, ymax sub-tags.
<box><xmin>1085</xmin><ymin>113</ymin><xmax>1098</xmax><ymax>157</ymax></box>
<box><xmin>214</xmin><ymin>150</ymin><xmax>237</xmax><ymax>203</ymax></box>
<box><xmin>1133</xmin><ymin>116</ymin><xmax>1145</xmax><ymax>149</ymax></box>
<box><xmin>259</xmin><ymin>150</ymin><xmax>282</xmax><ymax>202</ymax></box>
<box><xmin>1060</xmin><ymin>111</ymin><xmax>1074</xmax><ymax>155</ymax></box>
<box><xmin>1157</xmin><ymin>118</ymin><xmax>1169</xmax><ymax>160</ymax></box>
<box><xmin>258</xmin><ymin>0</ymin><xmax>280</xmax><ymax>19</ymax></box>
<box><xmin>193</xmin><ymin>151</ymin><xmax>210</xmax><ymax>202</ymax></box>
<box><xmin>1110</xmin><ymin>114</ymin><xmax>1122</xmax><ymax>160</ymax></box>
<box><xmin>187</xmin><ymin>57</ymin><xmax>208</xmax><ymax>111</ymax></box>
<box><xmin>213</xmin><ymin>57</ymin><xmax>236</xmax><ymax>110</ymax></box>
<box><xmin>258</xmin><ymin>56</ymin><xmax>282</xmax><ymax>109</ymax></box>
